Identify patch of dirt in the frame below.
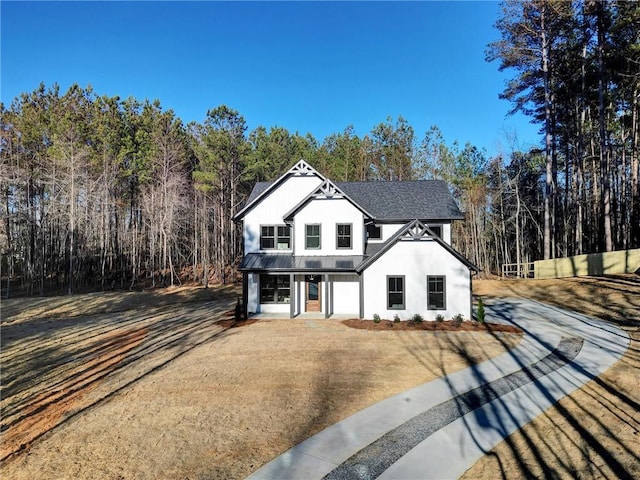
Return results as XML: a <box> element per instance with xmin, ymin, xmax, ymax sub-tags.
<box><xmin>461</xmin><ymin>274</ymin><xmax>640</xmax><ymax>480</ymax></box>
<box><xmin>1</xmin><ymin>326</ymin><xmax>148</xmax><ymax>461</ymax></box>
<box><xmin>343</xmin><ymin>318</ymin><xmax>522</xmax><ymax>333</ymax></box>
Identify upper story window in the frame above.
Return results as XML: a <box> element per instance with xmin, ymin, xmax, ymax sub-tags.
<box><xmin>261</xmin><ymin>225</ymin><xmax>291</xmax><ymax>250</ymax></box>
<box><xmin>277</xmin><ymin>226</ymin><xmax>291</xmax><ymax>249</ymax></box>
<box><xmin>429</xmin><ymin>224</ymin><xmax>442</xmax><ymax>238</ymax></box>
<box><xmin>366</xmin><ymin>224</ymin><xmax>381</xmax><ymax>240</ymax></box>
<box><xmin>336</xmin><ymin>223</ymin><xmax>352</xmax><ymax>249</ymax></box>
<box><xmin>306</xmin><ymin>224</ymin><xmax>321</xmax><ymax>249</ymax></box>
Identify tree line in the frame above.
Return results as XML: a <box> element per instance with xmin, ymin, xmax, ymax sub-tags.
<box><xmin>1</xmin><ymin>0</ymin><xmax>638</xmax><ymax>296</ymax></box>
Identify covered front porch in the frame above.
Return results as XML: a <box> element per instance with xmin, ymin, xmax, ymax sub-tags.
<box><xmin>241</xmin><ymin>267</ymin><xmax>363</xmax><ymax>320</ymax></box>
<box><xmin>248</xmin><ymin>312</ymin><xmax>358</xmax><ymax>320</ymax></box>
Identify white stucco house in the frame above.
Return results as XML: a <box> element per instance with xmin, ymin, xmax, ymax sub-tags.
<box><xmin>233</xmin><ymin>160</ymin><xmax>479</xmax><ymax>320</ymax></box>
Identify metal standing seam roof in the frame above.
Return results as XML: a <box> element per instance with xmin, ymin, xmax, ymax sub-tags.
<box><xmin>239</xmin><ymin>254</ymin><xmax>366</xmax><ymax>272</ymax></box>
<box><xmin>238</xmin><ymin>179</ymin><xmax>463</xmax><ymax>221</ymax></box>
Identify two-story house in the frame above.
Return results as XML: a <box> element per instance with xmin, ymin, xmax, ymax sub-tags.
<box><xmin>233</xmin><ymin>160</ymin><xmax>479</xmax><ymax>320</ymax></box>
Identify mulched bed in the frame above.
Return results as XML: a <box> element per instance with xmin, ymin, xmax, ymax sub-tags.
<box><xmin>342</xmin><ymin>318</ymin><xmax>522</xmax><ymax>334</ymax></box>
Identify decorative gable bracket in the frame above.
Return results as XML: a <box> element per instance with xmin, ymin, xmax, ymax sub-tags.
<box><xmin>401</xmin><ymin>220</ymin><xmax>436</xmax><ymax>240</ymax></box>
<box><xmin>289</xmin><ymin>159</ymin><xmax>316</xmax><ymax>176</ymax></box>
<box><xmin>314</xmin><ymin>179</ymin><xmax>343</xmax><ymax>199</ymax></box>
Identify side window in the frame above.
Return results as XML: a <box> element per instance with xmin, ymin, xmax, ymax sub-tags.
<box><xmin>306</xmin><ymin>224</ymin><xmax>321</xmax><ymax>249</ymax></box>
<box><xmin>387</xmin><ymin>276</ymin><xmax>405</xmax><ymax>309</ymax></box>
<box><xmin>366</xmin><ymin>224</ymin><xmax>381</xmax><ymax>240</ymax></box>
<box><xmin>260</xmin><ymin>226</ymin><xmax>275</xmax><ymax>249</ymax></box>
<box><xmin>427</xmin><ymin>276</ymin><xmax>446</xmax><ymax>310</ymax></box>
<box><xmin>429</xmin><ymin>224</ymin><xmax>442</xmax><ymax>238</ymax></box>
<box><xmin>336</xmin><ymin>223</ymin><xmax>352</xmax><ymax>249</ymax></box>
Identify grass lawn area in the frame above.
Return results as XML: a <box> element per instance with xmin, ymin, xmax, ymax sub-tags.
<box><xmin>1</xmin><ymin>284</ymin><xmax>520</xmax><ymax>479</ymax></box>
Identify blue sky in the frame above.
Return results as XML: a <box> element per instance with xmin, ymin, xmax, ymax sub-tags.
<box><xmin>1</xmin><ymin>1</ymin><xmax>540</xmax><ymax>157</ymax></box>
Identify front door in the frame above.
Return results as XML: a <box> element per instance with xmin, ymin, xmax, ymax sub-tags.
<box><xmin>305</xmin><ymin>275</ymin><xmax>321</xmax><ymax>312</ymax></box>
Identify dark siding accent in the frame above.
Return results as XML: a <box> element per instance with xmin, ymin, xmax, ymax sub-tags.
<box><xmin>324</xmin><ymin>276</ymin><xmax>330</xmax><ymax>319</ymax></box>
<box><xmin>290</xmin><ymin>273</ymin><xmax>295</xmax><ymax>318</ymax></box>
<box><xmin>242</xmin><ymin>273</ymin><xmax>248</xmax><ymax>319</ymax></box>
<box><xmin>359</xmin><ymin>273</ymin><xmax>364</xmax><ymax>319</ymax></box>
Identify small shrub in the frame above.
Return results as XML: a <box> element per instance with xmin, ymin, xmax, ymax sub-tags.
<box><xmin>435</xmin><ymin>313</ymin><xmax>444</xmax><ymax>323</ymax></box>
<box><xmin>393</xmin><ymin>314</ymin><xmax>401</xmax><ymax>323</ymax></box>
<box><xmin>476</xmin><ymin>297</ymin><xmax>486</xmax><ymax>324</ymax></box>
<box><xmin>412</xmin><ymin>313</ymin><xmax>423</xmax><ymax>323</ymax></box>
<box><xmin>373</xmin><ymin>313</ymin><xmax>381</xmax><ymax>323</ymax></box>
<box><xmin>452</xmin><ymin>313</ymin><xmax>464</xmax><ymax>327</ymax></box>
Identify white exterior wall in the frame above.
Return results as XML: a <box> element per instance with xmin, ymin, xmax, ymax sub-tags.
<box><xmin>331</xmin><ymin>274</ymin><xmax>360</xmax><ymax>314</ymax></box>
<box><xmin>293</xmin><ymin>198</ymin><xmax>364</xmax><ymax>255</ymax></box>
<box><xmin>439</xmin><ymin>222</ymin><xmax>452</xmax><ymax>245</ymax></box>
<box><xmin>380</xmin><ymin>223</ymin><xmax>404</xmax><ymax>242</ymax></box>
<box><xmin>243</xmin><ymin>175</ymin><xmax>323</xmax><ymax>253</ymax></box>
<box><xmin>362</xmin><ymin>239</ymin><xmax>471</xmax><ymax>321</ymax></box>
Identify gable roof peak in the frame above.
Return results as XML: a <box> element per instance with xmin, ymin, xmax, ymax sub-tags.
<box><xmin>288</xmin><ymin>159</ymin><xmax>317</xmax><ymax>176</ymax></box>
<box><xmin>283</xmin><ymin>177</ymin><xmax>375</xmax><ymax>221</ymax></box>
<box><xmin>233</xmin><ymin>159</ymin><xmax>324</xmax><ymax>221</ymax></box>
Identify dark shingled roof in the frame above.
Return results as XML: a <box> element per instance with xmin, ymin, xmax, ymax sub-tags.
<box><xmin>337</xmin><ymin>180</ymin><xmax>463</xmax><ymax>221</ymax></box>
<box><xmin>241</xmin><ymin>179</ymin><xmax>462</xmax><ymax>221</ymax></box>
<box><xmin>245</xmin><ymin>181</ymin><xmax>272</xmax><ymax>205</ymax></box>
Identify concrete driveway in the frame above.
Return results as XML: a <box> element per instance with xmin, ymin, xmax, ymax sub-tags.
<box><xmin>248</xmin><ymin>298</ymin><xmax>630</xmax><ymax>480</ymax></box>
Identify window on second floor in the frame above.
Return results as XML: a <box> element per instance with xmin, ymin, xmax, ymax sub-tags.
<box><xmin>261</xmin><ymin>225</ymin><xmax>291</xmax><ymax>250</ymax></box>
<box><xmin>306</xmin><ymin>224</ymin><xmax>321</xmax><ymax>249</ymax></box>
<box><xmin>336</xmin><ymin>223</ymin><xmax>352</xmax><ymax>249</ymax></box>
<box><xmin>366</xmin><ymin>224</ymin><xmax>382</xmax><ymax>240</ymax></box>
<box><xmin>429</xmin><ymin>224</ymin><xmax>442</xmax><ymax>238</ymax></box>
<box><xmin>277</xmin><ymin>226</ymin><xmax>291</xmax><ymax>249</ymax></box>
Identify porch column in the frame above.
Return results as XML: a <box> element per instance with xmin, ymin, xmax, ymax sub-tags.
<box><xmin>324</xmin><ymin>275</ymin><xmax>330</xmax><ymax>319</ymax></box>
<box><xmin>290</xmin><ymin>273</ymin><xmax>295</xmax><ymax>319</ymax></box>
<box><xmin>359</xmin><ymin>273</ymin><xmax>364</xmax><ymax>319</ymax></box>
<box><xmin>242</xmin><ymin>272</ymin><xmax>248</xmax><ymax>319</ymax></box>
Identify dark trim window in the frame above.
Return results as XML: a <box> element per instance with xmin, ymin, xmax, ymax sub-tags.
<box><xmin>306</xmin><ymin>224</ymin><xmax>321</xmax><ymax>249</ymax></box>
<box><xmin>277</xmin><ymin>226</ymin><xmax>291</xmax><ymax>250</ymax></box>
<box><xmin>429</xmin><ymin>224</ymin><xmax>442</xmax><ymax>238</ymax></box>
<box><xmin>366</xmin><ymin>224</ymin><xmax>382</xmax><ymax>240</ymax></box>
<box><xmin>387</xmin><ymin>276</ymin><xmax>405</xmax><ymax>310</ymax></box>
<box><xmin>261</xmin><ymin>225</ymin><xmax>291</xmax><ymax>250</ymax></box>
<box><xmin>427</xmin><ymin>276</ymin><xmax>446</xmax><ymax>310</ymax></box>
<box><xmin>260</xmin><ymin>274</ymin><xmax>290</xmax><ymax>304</ymax></box>
<box><xmin>336</xmin><ymin>223</ymin><xmax>352</xmax><ymax>249</ymax></box>
<box><xmin>260</xmin><ymin>226</ymin><xmax>275</xmax><ymax>249</ymax></box>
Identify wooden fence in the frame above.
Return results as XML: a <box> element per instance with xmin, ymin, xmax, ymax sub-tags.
<box><xmin>501</xmin><ymin>262</ymin><xmax>535</xmax><ymax>279</ymax></box>
<box><xmin>533</xmin><ymin>248</ymin><xmax>640</xmax><ymax>279</ymax></box>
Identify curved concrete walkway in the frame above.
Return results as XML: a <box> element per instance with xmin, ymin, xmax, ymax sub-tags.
<box><xmin>247</xmin><ymin>298</ymin><xmax>630</xmax><ymax>480</ymax></box>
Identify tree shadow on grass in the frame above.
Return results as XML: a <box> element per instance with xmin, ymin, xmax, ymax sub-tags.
<box><xmin>0</xmin><ymin>295</ymin><xmax>238</xmax><ymax>463</ymax></box>
<box><xmin>391</xmin><ymin>297</ymin><xmax>638</xmax><ymax>479</ymax></box>
<box><xmin>461</xmin><ymin>301</ymin><xmax>636</xmax><ymax>479</ymax></box>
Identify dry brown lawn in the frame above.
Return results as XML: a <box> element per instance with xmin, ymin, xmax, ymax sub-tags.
<box><xmin>463</xmin><ymin>275</ymin><xmax>640</xmax><ymax>479</ymax></box>
<box><xmin>2</xmin><ymin>275</ymin><xmax>637</xmax><ymax>479</ymax></box>
<box><xmin>1</xmin><ymin>285</ymin><xmax>520</xmax><ymax>479</ymax></box>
